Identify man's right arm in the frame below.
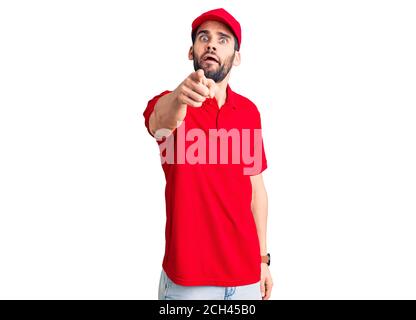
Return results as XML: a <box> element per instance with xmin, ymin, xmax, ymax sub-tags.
<box><xmin>148</xmin><ymin>69</ymin><xmax>216</xmax><ymax>137</ymax></box>
<box><xmin>148</xmin><ymin>91</ymin><xmax>187</xmax><ymax>137</ymax></box>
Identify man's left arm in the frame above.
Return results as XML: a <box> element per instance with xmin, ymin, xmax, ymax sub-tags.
<box><xmin>250</xmin><ymin>173</ymin><xmax>273</xmax><ymax>300</ymax></box>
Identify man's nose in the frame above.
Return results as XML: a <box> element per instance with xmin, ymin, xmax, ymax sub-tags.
<box><xmin>206</xmin><ymin>42</ymin><xmax>216</xmax><ymax>52</ymax></box>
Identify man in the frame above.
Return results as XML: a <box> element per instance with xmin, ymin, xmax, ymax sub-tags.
<box><xmin>143</xmin><ymin>8</ymin><xmax>273</xmax><ymax>300</ymax></box>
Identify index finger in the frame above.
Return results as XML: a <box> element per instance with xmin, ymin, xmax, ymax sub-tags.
<box><xmin>190</xmin><ymin>69</ymin><xmax>206</xmax><ymax>83</ymax></box>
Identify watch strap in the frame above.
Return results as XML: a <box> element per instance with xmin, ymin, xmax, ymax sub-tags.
<box><xmin>261</xmin><ymin>253</ymin><xmax>270</xmax><ymax>266</ymax></box>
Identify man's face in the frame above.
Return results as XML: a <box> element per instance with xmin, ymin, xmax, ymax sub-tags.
<box><xmin>189</xmin><ymin>20</ymin><xmax>240</xmax><ymax>83</ymax></box>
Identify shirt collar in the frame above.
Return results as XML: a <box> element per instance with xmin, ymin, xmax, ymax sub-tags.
<box><xmin>225</xmin><ymin>84</ymin><xmax>237</xmax><ymax>109</ymax></box>
<box><xmin>203</xmin><ymin>83</ymin><xmax>237</xmax><ymax>110</ymax></box>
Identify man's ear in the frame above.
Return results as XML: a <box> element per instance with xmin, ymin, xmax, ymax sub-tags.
<box><xmin>188</xmin><ymin>46</ymin><xmax>194</xmax><ymax>60</ymax></box>
<box><xmin>233</xmin><ymin>51</ymin><xmax>241</xmax><ymax>66</ymax></box>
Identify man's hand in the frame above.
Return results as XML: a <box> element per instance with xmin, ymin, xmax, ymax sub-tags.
<box><xmin>148</xmin><ymin>69</ymin><xmax>217</xmax><ymax>136</ymax></box>
<box><xmin>260</xmin><ymin>263</ymin><xmax>273</xmax><ymax>300</ymax></box>
<box><xmin>173</xmin><ymin>69</ymin><xmax>217</xmax><ymax>108</ymax></box>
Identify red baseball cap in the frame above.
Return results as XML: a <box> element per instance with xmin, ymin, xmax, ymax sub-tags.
<box><xmin>191</xmin><ymin>8</ymin><xmax>242</xmax><ymax>49</ymax></box>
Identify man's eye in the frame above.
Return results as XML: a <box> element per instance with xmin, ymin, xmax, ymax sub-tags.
<box><xmin>219</xmin><ymin>37</ymin><xmax>227</xmax><ymax>44</ymax></box>
<box><xmin>200</xmin><ymin>35</ymin><xmax>208</xmax><ymax>42</ymax></box>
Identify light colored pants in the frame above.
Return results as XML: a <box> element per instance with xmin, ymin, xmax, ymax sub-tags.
<box><xmin>158</xmin><ymin>269</ymin><xmax>263</xmax><ymax>300</ymax></box>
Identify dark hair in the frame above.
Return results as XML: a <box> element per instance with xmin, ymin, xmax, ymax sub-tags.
<box><xmin>191</xmin><ymin>28</ymin><xmax>239</xmax><ymax>51</ymax></box>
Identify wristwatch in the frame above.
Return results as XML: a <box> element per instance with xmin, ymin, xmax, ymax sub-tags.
<box><xmin>261</xmin><ymin>253</ymin><xmax>271</xmax><ymax>266</ymax></box>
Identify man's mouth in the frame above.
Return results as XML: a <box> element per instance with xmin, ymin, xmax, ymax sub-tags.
<box><xmin>202</xmin><ymin>54</ymin><xmax>219</xmax><ymax>64</ymax></box>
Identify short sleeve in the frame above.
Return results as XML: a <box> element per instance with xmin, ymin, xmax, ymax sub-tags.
<box><xmin>143</xmin><ymin>90</ymin><xmax>172</xmax><ymax>137</ymax></box>
<box><xmin>256</xmin><ymin>112</ymin><xmax>268</xmax><ymax>175</ymax></box>
<box><xmin>259</xmin><ymin>138</ymin><xmax>268</xmax><ymax>174</ymax></box>
<box><xmin>244</xmin><ymin>108</ymin><xmax>268</xmax><ymax>176</ymax></box>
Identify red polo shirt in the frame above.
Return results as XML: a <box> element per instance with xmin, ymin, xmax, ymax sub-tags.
<box><xmin>143</xmin><ymin>84</ymin><xmax>267</xmax><ymax>286</ymax></box>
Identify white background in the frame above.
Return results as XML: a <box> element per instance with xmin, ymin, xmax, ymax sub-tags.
<box><xmin>0</xmin><ymin>0</ymin><xmax>415</xmax><ymax>299</ymax></box>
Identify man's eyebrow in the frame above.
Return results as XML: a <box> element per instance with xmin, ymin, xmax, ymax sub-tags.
<box><xmin>217</xmin><ymin>32</ymin><xmax>231</xmax><ymax>39</ymax></box>
<box><xmin>196</xmin><ymin>29</ymin><xmax>209</xmax><ymax>36</ymax></box>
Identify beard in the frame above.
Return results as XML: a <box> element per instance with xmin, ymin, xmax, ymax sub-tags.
<box><xmin>193</xmin><ymin>49</ymin><xmax>235</xmax><ymax>83</ymax></box>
